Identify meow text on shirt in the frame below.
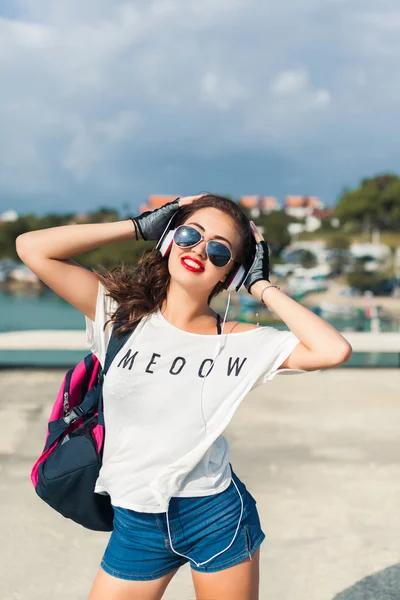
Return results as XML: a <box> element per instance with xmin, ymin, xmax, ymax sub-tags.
<box><xmin>115</xmin><ymin>349</ymin><xmax>249</xmax><ymax>378</ymax></box>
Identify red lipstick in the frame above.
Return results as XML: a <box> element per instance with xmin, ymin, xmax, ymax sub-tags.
<box><xmin>180</xmin><ymin>256</ymin><xmax>205</xmax><ymax>272</ymax></box>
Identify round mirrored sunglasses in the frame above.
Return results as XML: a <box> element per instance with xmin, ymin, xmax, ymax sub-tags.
<box><xmin>173</xmin><ymin>225</ymin><xmax>233</xmax><ymax>268</ymax></box>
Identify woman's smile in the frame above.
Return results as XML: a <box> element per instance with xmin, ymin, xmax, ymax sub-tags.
<box><xmin>180</xmin><ymin>256</ymin><xmax>205</xmax><ymax>272</ymax></box>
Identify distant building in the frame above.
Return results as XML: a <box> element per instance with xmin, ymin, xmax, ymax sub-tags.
<box><xmin>141</xmin><ymin>195</ymin><xmax>328</xmax><ymax>221</ymax></box>
<box><xmin>261</xmin><ymin>196</ymin><xmax>280</xmax><ymax>214</ymax></box>
<box><xmin>350</xmin><ymin>243</ymin><xmax>391</xmax><ymax>261</ymax></box>
<box><xmin>312</xmin><ymin>207</ymin><xmax>335</xmax><ymax>219</ymax></box>
<box><xmin>0</xmin><ymin>210</ymin><xmax>18</xmax><ymax>223</ymax></box>
<box><xmin>69</xmin><ymin>213</ymin><xmax>91</xmax><ymax>224</ymax></box>
<box><xmin>281</xmin><ymin>240</ymin><xmax>354</xmax><ymax>274</ymax></box>
<box><xmin>285</xmin><ymin>196</ymin><xmax>324</xmax><ymax>218</ymax></box>
<box><xmin>239</xmin><ymin>195</ymin><xmax>280</xmax><ymax>218</ymax></box>
<box><xmin>9</xmin><ymin>264</ymin><xmax>39</xmax><ymax>283</ymax></box>
<box><xmin>281</xmin><ymin>240</ymin><xmax>327</xmax><ymax>265</ymax></box>
<box><xmin>140</xmin><ymin>195</ymin><xmax>179</xmax><ymax>213</ymax></box>
<box><xmin>349</xmin><ymin>243</ymin><xmax>392</xmax><ymax>272</ymax></box>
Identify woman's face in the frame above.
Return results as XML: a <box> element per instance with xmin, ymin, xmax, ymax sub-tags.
<box><xmin>167</xmin><ymin>207</ymin><xmax>241</xmax><ymax>291</ymax></box>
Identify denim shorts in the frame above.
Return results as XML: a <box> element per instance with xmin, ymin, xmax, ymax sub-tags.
<box><xmin>100</xmin><ymin>466</ymin><xmax>266</xmax><ymax>580</ymax></box>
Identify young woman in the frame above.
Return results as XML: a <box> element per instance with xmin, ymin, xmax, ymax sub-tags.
<box><xmin>16</xmin><ymin>193</ymin><xmax>352</xmax><ymax>600</ymax></box>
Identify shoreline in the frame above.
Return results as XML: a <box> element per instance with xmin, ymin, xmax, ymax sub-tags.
<box><xmin>300</xmin><ymin>280</ymin><xmax>400</xmax><ymax>319</ymax></box>
<box><xmin>0</xmin><ymin>280</ymin><xmax>44</xmax><ymax>293</ymax></box>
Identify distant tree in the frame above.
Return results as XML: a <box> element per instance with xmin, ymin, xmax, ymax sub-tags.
<box><xmin>326</xmin><ymin>235</ymin><xmax>351</xmax><ymax>275</ymax></box>
<box><xmin>317</xmin><ymin>217</ymin><xmax>336</xmax><ymax>232</ymax></box>
<box><xmin>75</xmin><ymin>238</ymin><xmax>152</xmax><ymax>271</ymax></box>
<box><xmin>335</xmin><ymin>172</ymin><xmax>400</xmax><ymax>231</ymax></box>
<box><xmin>326</xmin><ymin>234</ymin><xmax>350</xmax><ymax>250</ymax></box>
<box><xmin>90</xmin><ymin>207</ymin><xmax>120</xmax><ymax>222</ymax></box>
<box><xmin>347</xmin><ymin>266</ymin><xmax>387</xmax><ymax>294</ymax></box>
<box><xmin>378</xmin><ymin>181</ymin><xmax>400</xmax><ymax>228</ymax></box>
<box><xmin>40</xmin><ymin>215</ymin><xmax>71</xmax><ymax>228</ymax></box>
<box><xmin>361</xmin><ymin>173</ymin><xmax>398</xmax><ymax>191</ymax></box>
<box><xmin>299</xmin><ymin>249</ymin><xmax>317</xmax><ymax>269</ymax></box>
<box><xmin>0</xmin><ymin>215</ymin><xmax>43</xmax><ymax>258</ymax></box>
<box><xmin>257</xmin><ymin>211</ymin><xmax>292</xmax><ymax>255</ymax></box>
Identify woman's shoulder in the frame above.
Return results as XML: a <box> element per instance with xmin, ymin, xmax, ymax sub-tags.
<box><xmin>224</xmin><ymin>321</ymin><xmax>258</xmax><ymax>334</ymax></box>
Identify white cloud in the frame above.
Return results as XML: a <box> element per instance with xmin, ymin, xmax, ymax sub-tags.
<box><xmin>310</xmin><ymin>89</ymin><xmax>332</xmax><ymax>108</ymax></box>
<box><xmin>270</xmin><ymin>67</ymin><xmax>331</xmax><ymax>109</ymax></box>
<box><xmin>271</xmin><ymin>68</ymin><xmax>309</xmax><ymax>96</ymax></box>
<box><xmin>200</xmin><ymin>71</ymin><xmax>249</xmax><ymax>110</ymax></box>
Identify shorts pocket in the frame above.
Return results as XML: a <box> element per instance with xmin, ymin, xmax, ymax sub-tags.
<box><xmin>244</xmin><ymin>524</ymin><xmax>253</xmax><ymax>560</ymax></box>
<box><xmin>242</xmin><ymin>504</ymin><xmax>266</xmax><ymax>558</ymax></box>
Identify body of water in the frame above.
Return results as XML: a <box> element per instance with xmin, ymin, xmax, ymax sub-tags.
<box><xmin>0</xmin><ymin>290</ymin><xmax>399</xmax><ymax>368</ymax></box>
<box><xmin>0</xmin><ymin>289</ymin><xmax>87</xmax><ymax>367</ymax></box>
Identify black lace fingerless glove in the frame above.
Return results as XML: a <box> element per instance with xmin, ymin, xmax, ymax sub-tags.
<box><xmin>131</xmin><ymin>198</ymin><xmax>180</xmax><ymax>241</ymax></box>
<box><xmin>243</xmin><ymin>240</ymin><xmax>270</xmax><ymax>294</ymax></box>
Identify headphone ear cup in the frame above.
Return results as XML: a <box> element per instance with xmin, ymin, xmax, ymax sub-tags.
<box><xmin>223</xmin><ymin>264</ymin><xmax>247</xmax><ymax>292</ymax></box>
<box><xmin>155</xmin><ymin>212</ymin><xmax>180</xmax><ymax>255</ymax></box>
<box><xmin>158</xmin><ymin>229</ymin><xmax>175</xmax><ymax>257</ymax></box>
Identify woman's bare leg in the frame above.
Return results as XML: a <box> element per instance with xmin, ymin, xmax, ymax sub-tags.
<box><xmin>191</xmin><ymin>547</ymin><xmax>260</xmax><ymax>600</ymax></box>
<box><xmin>88</xmin><ymin>565</ymin><xmax>180</xmax><ymax>600</ymax></box>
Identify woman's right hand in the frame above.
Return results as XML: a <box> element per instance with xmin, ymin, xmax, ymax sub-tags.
<box><xmin>133</xmin><ymin>194</ymin><xmax>207</xmax><ymax>241</ymax></box>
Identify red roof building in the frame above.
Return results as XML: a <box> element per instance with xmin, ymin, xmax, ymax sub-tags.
<box><xmin>261</xmin><ymin>196</ymin><xmax>280</xmax><ymax>213</ymax></box>
<box><xmin>312</xmin><ymin>207</ymin><xmax>335</xmax><ymax>219</ymax></box>
<box><xmin>140</xmin><ymin>195</ymin><xmax>179</xmax><ymax>213</ymax></box>
<box><xmin>239</xmin><ymin>195</ymin><xmax>280</xmax><ymax>216</ymax></box>
<box><xmin>285</xmin><ymin>196</ymin><xmax>324</xmax><ymax>218</ymax></box>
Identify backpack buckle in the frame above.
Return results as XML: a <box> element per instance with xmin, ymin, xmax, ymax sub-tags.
<box><xmin>63</xmin><ymin>406</ymin><xmax>85</xmax><ymax>425</ymax></box>
<box><xmin>97</xmin><ymin>369</ymin><xmax>104</xmax><ymax>385</ymax></box>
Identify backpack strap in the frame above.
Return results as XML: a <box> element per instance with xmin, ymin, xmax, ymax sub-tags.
<box><xmin>45</xmin><ymin>316</ymin><xmax>139</xmax><ymax>450</ymax></box>
<box><xmin>216</xmin><ymin>313</ymin><xmax>222</xmax><ymax>334</ymax></box>
<box><xmin>101</xmin><ymin>318</ymin><xmax>137</xmax><ymax>380</ymax></box>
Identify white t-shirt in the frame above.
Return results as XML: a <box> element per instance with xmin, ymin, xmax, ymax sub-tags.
<box><xmin>85</xmin><ymin>281</ymin><xmax>305</xmax><ymax>513</ymax></box>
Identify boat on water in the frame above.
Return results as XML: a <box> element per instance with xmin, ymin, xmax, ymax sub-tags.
<box><xmin>0</xmin><ymin>259</ymin><xmax>40</xmax><ymax>285</ymax></box>
<box><xmin>286</xmin><ymin>276</ymin><xmax>328</xmax><ymax>295</ymax></box>
<box><xmin>319</xmin><ymin>303</ymin><xmax>362</xmax><ymax>318</ymax></box>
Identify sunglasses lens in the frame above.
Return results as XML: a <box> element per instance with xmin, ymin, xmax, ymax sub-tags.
<box><xmin>207</xmin><ymin>240</ymin><xmax>231</xmax><ymax>267</ymax></box>
<box><xmin>173</xmin><ymin>225</ymin><xmax>232</xmax><ymax>267</ymax></box>
<box><xmin>174</xmin><ymin>225</ymin><xmax>201</xmax><ymax>247</ymax></box>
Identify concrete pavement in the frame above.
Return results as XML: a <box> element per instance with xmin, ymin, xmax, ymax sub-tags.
<box><xmin>1</xmin><ymin>368</ymin><xmax>399</xmax><ymax>600</ymax></box>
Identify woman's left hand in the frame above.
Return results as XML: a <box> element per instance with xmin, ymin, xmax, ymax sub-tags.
<box><xmin>243</xmin><ymin>221</ymin><xmax>271</xmax><ymax>295</ymax></box>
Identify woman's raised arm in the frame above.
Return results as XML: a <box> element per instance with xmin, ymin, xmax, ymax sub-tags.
<box><xmin>15</xmin><ymin>220</ymin><xmax>138</xmax><ymax>321</ymax></box>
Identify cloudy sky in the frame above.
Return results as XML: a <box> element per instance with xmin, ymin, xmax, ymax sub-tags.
<box><xmin>1</xmin><ymin>0</ymin><xmax>399</xmax><ymax>216</ymax></box>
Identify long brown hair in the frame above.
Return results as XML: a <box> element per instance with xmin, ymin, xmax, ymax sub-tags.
<box><xmin>93</xmin><ymin>194</ymin><xmax>262</xmax><ymax>338</ymax></box>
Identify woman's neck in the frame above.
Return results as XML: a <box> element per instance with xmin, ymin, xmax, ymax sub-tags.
<box><xmin>160</xmin><ymin>286</ymin><xmax>216</xmax><ymax>331</ymax></box>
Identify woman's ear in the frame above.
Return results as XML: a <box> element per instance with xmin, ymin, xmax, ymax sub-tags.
<box><xmin>220</xmin><ymin>268</ymin><xmax>233</xmax><ymax>283</ymax></box>
<box><xmin>220</xmin><ymin>265</ymin><xmax>235</xmax><ymax>284</ymax></box>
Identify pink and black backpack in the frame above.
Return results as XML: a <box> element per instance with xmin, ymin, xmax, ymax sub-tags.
<box><xmin>31</xmin><ymin>318</ymin><xmax>136</xmax><ymax>531</ymax></box>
